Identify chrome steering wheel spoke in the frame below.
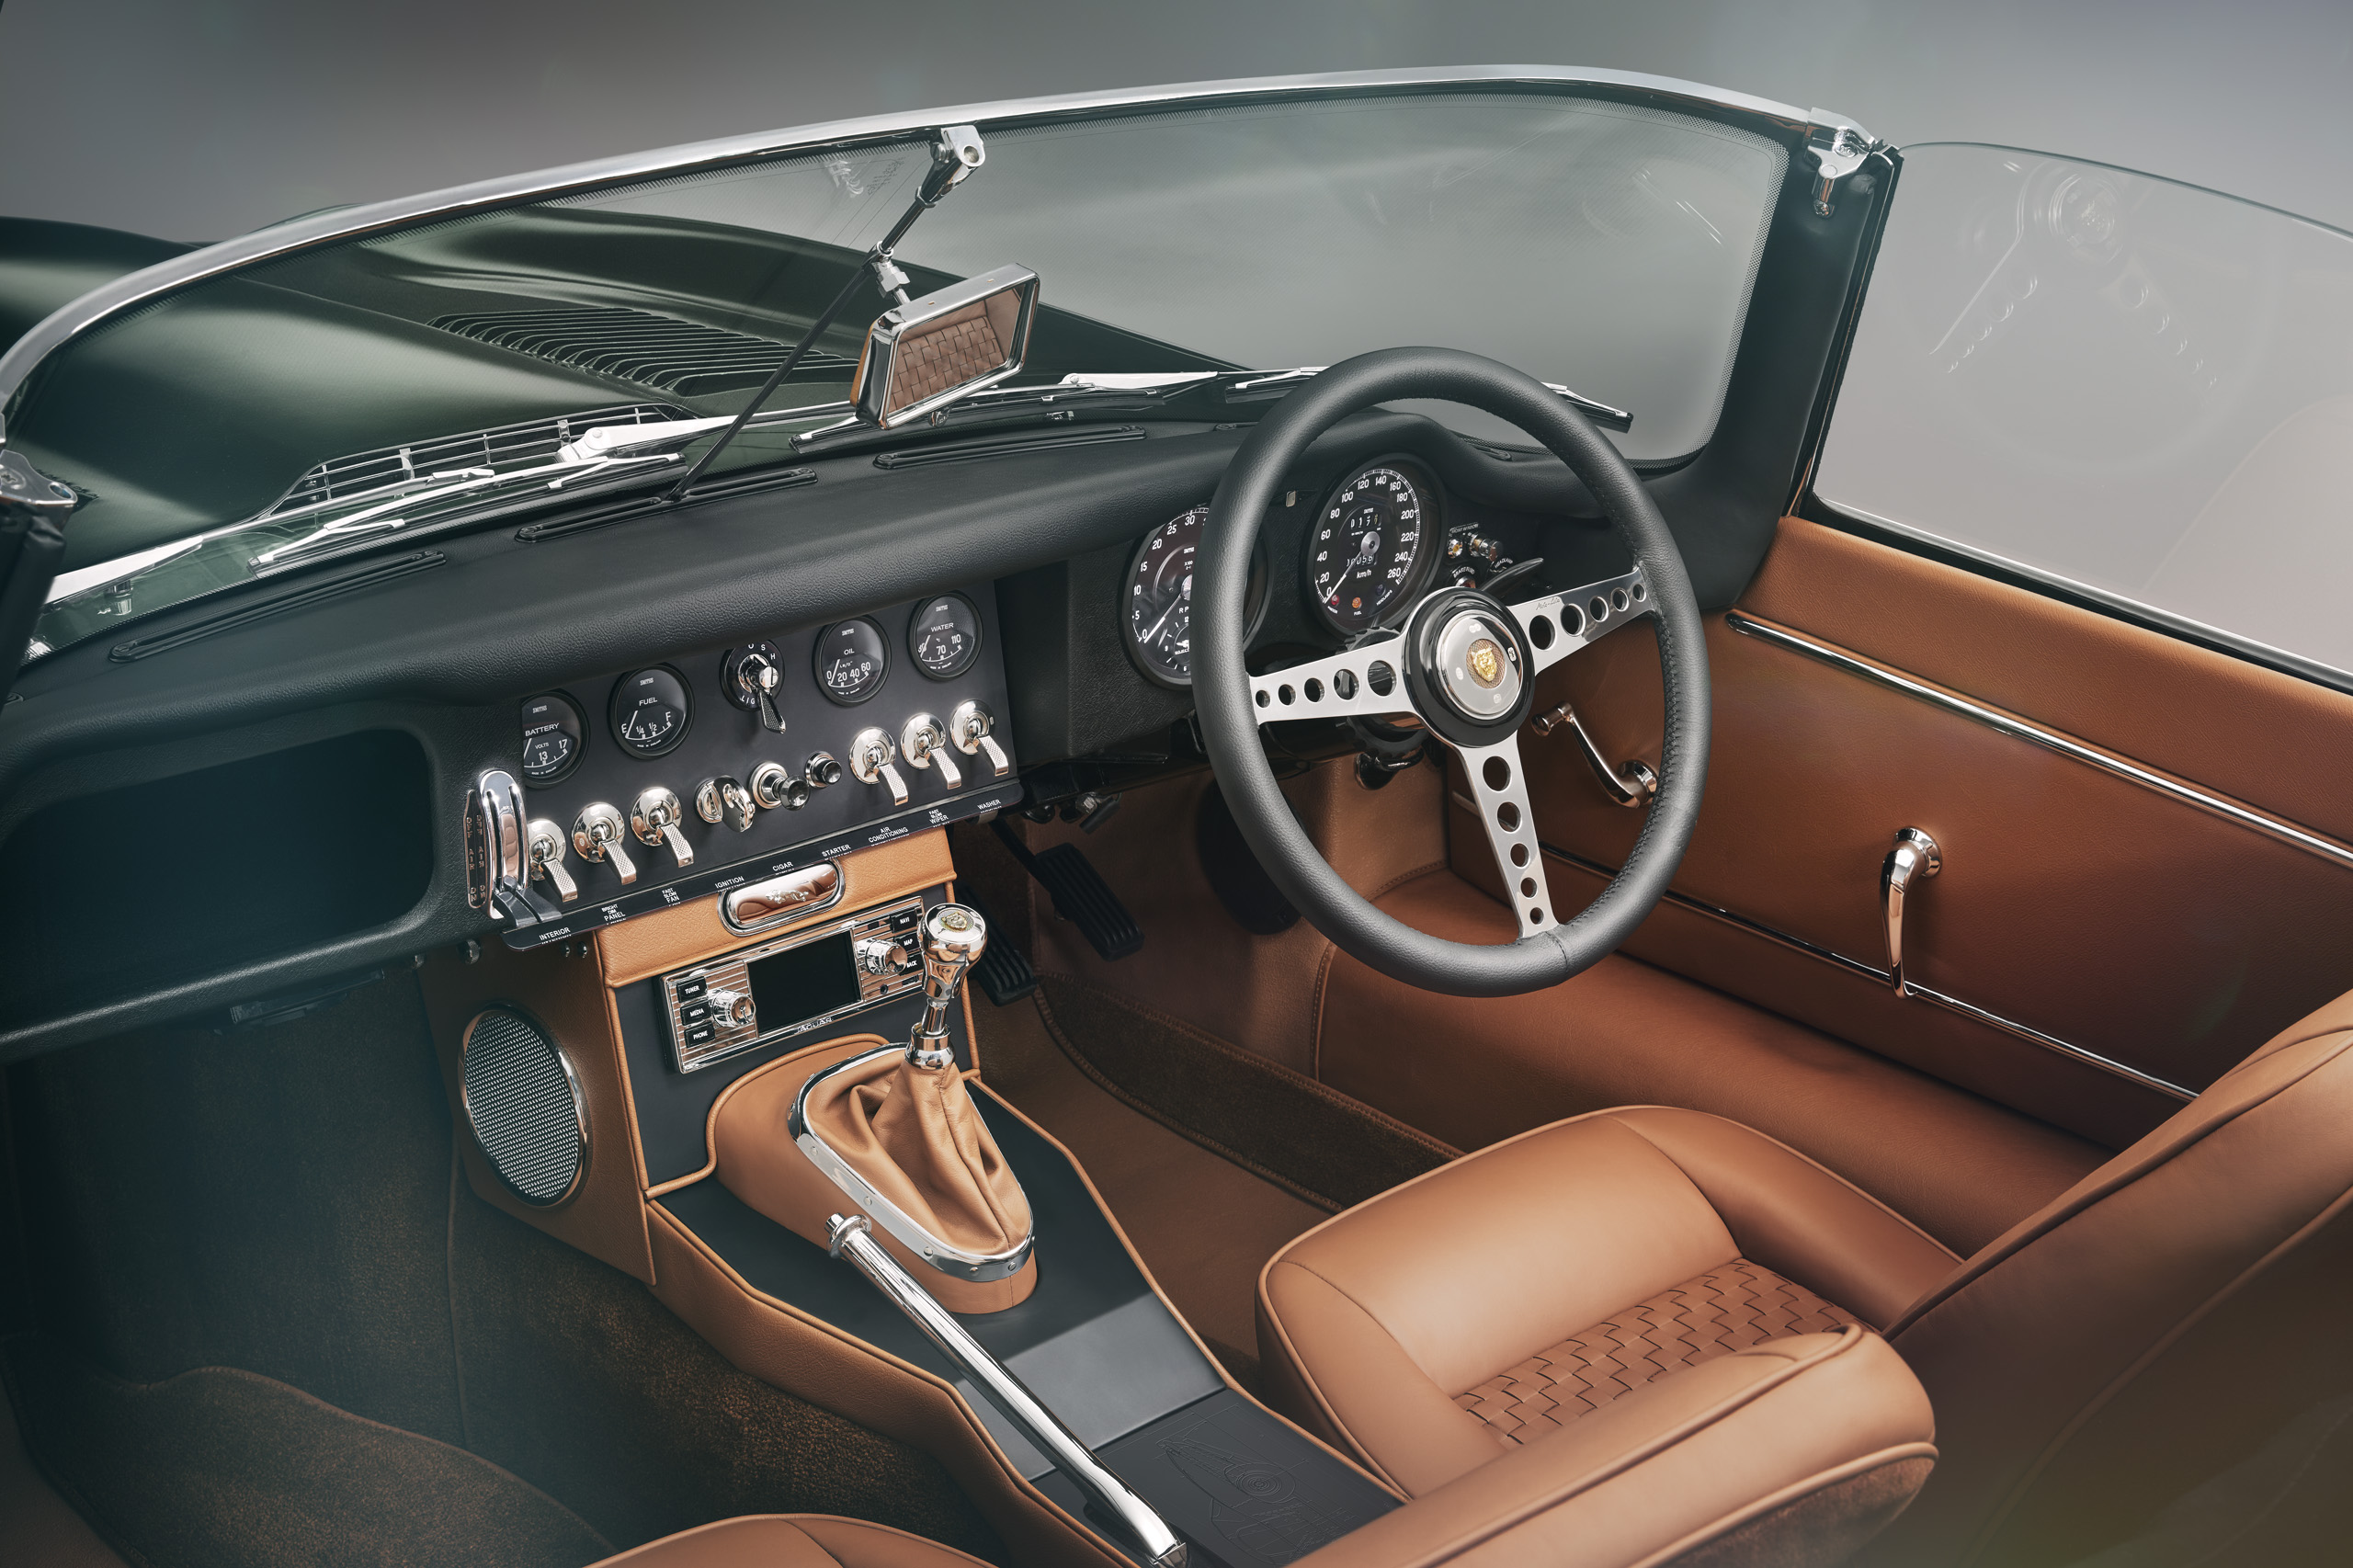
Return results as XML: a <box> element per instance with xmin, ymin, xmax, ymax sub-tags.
<box><xmin>1506</xmin><ymin>566</ymin><xmax>1654</xmax><ymax>677</ymax></box>
<box><xmin>1452</xmin><ymin>732</ymin><xmax>1555</xmax><ymax>939</ymax></box>
<box><xmin>1246</xmin><ymin>635</ymin><xmax>1417</xmax><ymax>725</ymax></box>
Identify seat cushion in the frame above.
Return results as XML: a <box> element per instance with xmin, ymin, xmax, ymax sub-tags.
<box><xmin>1256</xmin><ymin>1107</ymin><xmax>1959</xmax><ymax>1495</ymax></box>
<box><xmin>588</xmin><ymin>1515</ymin><xmax>993</xmax><ymax>1568</ymax></box>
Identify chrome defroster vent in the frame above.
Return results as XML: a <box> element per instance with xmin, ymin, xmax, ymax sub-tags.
<box><xmin>431</xmin><ymin>304</ymin><xmax>859</xmax><ymax>396</ymax></box>
<box><xmin>460</xmin><ymin>1007</ymin><xmax>587</xmax><ymax>1206</ymax></box>
<box><xmin>263</xmin><ymin>403</ymin><xmax>688</xmax><ymax>517</ymax></box>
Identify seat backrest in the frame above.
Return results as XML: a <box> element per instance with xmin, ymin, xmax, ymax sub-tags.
<box><xmin>1871</xmin><ymin>991</ymin><xmax>2353</xmax><ymax>1567</ymax></box>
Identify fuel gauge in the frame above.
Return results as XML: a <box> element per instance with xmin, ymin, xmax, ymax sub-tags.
<box><xmin>609</xmin><ymin>666</ymin><xmax>692</xmax><ymax>757</ymax></box>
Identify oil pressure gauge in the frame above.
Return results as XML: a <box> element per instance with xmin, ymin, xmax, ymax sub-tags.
<box><xmin>610</xmin><ymin>666</ymin><xmax>692</xmax><ymax>757</ymax></box>
<box><xmin>814</xmin><ymin>618</ymin><xmax>890</xmax><ymax>705</ymax></box>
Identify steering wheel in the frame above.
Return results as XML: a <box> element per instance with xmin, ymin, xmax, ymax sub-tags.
<box><xmin>1193</xmin><ymin>347</ymin><xmax>1711</xmax><ymax>998</ymax></box>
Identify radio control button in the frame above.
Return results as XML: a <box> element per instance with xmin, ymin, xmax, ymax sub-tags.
<box><xmin>676</xmin><ymin>973</ymin><xmax>708</xmax><ymax>1001</ymax></box>
<box><xmin>684</xmin><ymin>1023</ymin><xmax>717</xmax><ymax>1047</ymax></box>
<box><xmin>707</xmin><ymin>989</ymin><xmax>755</xmax><ymax>1028</ymax></box>
<box><xmin>680</xmin><ymin>1001</ymin><xmax>711</xmax><ymax>1025</ymax></box>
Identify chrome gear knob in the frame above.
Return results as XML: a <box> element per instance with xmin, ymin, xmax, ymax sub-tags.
<box><xmin>908</xmin><ymin>903</ymin><xmax>986</xmax><ymax>1069</ymax></box>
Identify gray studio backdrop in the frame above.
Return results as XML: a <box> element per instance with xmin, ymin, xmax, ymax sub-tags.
<box><xmin>4</xmin><ymin>0</ymin><xmax>2352</xmax><ymax>245</ymax></box>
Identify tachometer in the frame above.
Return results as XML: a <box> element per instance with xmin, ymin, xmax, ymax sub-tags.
<box><xmin>1305</xmin><ymin>462</ymin><xmax>1439</xmax><ymax>635</ymax></box>
<box><xmin>1121</xmin><ymin>506</ymin><xmax>1268</xmax><ymax>688</ymax></box>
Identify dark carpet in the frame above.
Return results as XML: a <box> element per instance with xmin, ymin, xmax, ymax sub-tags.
<box><xmin>2</xmin><ymin>1335</ymin><xmax>610</xmax><ymax>1568</ymax></box>
<box><xmin>1032</xmin><ymin>973</ymin><xmax>1456</xmax><ymax>1211</ymax></box>
<box><xmin>2</xmin><ymin>971</ymin><xmax>1003</xmax><ymax>1567</ymax></box>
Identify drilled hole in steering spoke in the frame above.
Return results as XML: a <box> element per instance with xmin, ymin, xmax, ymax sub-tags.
<box><xmin>1612</xmin><ymin>587</ymin><xmax>1631</xmax><ymax>612</ymax></box>
<box><xmin>1528</xmin><ymin>906</ymin><xmax>1546</xmax><ymax>925</ymax></box>
<box><xmin>1481</xmin><ymin>756</ymin><xmax>1511</xmax><ymax>790</ymax></box>
<box><xmin>1589</xmin><ymin>597</ymin><xmax>1609</xmax><ymax>622</ymax></box>
<box><xmin>1304</xmin><ymin>678</ymin><xmax>1324</xmax><ymax>702</ymax></box>
<box><xmin>1509</xmin><ymin>842</ymin><xmax>1529</xmax><ymax>867</ymax></box>
<box><xmin>1529</xmin><ymin>616</ymin><xmax>1554</xmax><ymax>650</ymax></box>
<box><xmin>1255</xmin><ymin>690</ymin><xmax>1269</xmax><ymax>708</ymax></box>
<box><xmin>1520</xmin><ymin>877</ymin><xmax>1538</xmax><ymax>897</ymax></box>
<box><xmin>1278</xmin><ymin>684</ymin><xmax>1295</xmax><ymax>705</ymax></box>
<box><xmin>1367</xmin><ymin>661</ymin><xmax>1396</xmax><ymax>697</ymax></box>
<box><xmin>1560</xmin><ymin>603</ymin><xmax>1585</xmax><ymax>636</ymax></box>
<box><xmin>1495</xmin><ymin>801</ymin><xmax>1520</xmax><ymax>832</ymax></box>
<box><xmin>1334</xmin><ymin>668</ymin><xmax>1358</xmax><ymax>699</ymax></box>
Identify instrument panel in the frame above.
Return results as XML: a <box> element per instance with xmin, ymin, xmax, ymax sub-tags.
<box><xmin>483</xmin><ymin>585</ymin><xmax>1021</xmax><ymax>949</ymax></box>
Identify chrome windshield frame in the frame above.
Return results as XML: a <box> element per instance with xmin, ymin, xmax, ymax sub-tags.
<box><xmin>0</xmin><ymin>65</ymin><xmax>1816</xmax><ymax>440</ymax></box>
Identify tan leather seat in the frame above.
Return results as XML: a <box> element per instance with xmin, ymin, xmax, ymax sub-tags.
<box><xmin>587</xmin><ymin>1515</ymin><xmax>990</xmax><ymax>1568</ymax></box>
<box><xmin>1262</xmin><ymin>990</ymin><xmax>2353</xmax><ymax>1567</ymax></box>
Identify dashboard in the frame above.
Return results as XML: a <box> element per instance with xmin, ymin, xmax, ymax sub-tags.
<box><xmin>0</xmin><ymin>408</ymin><xmax>1663</xmax><ymax>1059</ymax></box>
<box><xmin>478</xmin><ymin>587</ymin><xmax>1021</xmax><ymax>950</ymax></box>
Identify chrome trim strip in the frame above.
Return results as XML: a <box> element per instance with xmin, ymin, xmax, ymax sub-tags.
<box><xmin>1725</xmin><ymin>612</ymin><xmax>2353</xmax><ymax>872</ymax></box>
<box><xmin>0</xmin><ymin>66</ymin><xmax>1811</xmax><ymax>429</ymax></box>
<box><xmin>1535</xmin><ymin>835</ymin><xmax>2198</xmax><ymax>1099</ymax></box>
<box><xmin>789</xmin><ymin>1044</ymin><xmax>1036</xmax><ymax>1282</ymax></box>
<box><xmin>1901</xmin><ymin>984</ymin><xmax>2195</xmax><ymax>1101</ymax></box>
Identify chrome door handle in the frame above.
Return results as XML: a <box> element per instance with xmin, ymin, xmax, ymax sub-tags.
<box><xmin>1881</xmin><ymin>827</ymin><xmax>1941</xmax><ymax>997</ymax></box>
<box><xmin>1529</xmin><ymin>699</ymin><xmax>1656</xmax><ymax>809</ymax></box>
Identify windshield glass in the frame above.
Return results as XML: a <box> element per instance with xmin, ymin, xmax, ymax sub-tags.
<box><xmin>8</xmin><ymin>86</ymin><xmax>1786</xmax><ymax>656</ymax></box>
<box><xmin>1816</xmin><ymin>143</ymin><xmax>2353</xmax><ymax>687</ymax></box>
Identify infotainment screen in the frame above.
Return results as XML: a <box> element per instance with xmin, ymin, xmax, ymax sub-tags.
<box><xmin>746</xmin><ymin>932</ymin><xmax>861</xmax><ymax>1027</ymax></box>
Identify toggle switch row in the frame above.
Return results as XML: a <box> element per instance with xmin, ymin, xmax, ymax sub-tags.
<box><xmin>526</xmin><ymin>703</ymin><xmax>1010</xmax><ymax>902</ymax></box>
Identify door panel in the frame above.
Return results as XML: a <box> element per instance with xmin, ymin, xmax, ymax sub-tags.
<box><xmin>1489</xmin><ymin>517</ymin><xmax>2353</xmax><ymax>1140</ymax></box>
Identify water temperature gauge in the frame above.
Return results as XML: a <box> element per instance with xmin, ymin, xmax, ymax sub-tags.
<box><xmin>609</xmin><ymin>666</ymin><xmax>692</xmax><ymax>757</ymax></box>
<box><xmin>907</xmin><ymin>593</ymin><xmax>982</xmax><ymax>680</ymax></box>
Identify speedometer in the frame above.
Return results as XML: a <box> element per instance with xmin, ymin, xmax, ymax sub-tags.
<box><xmin>1305</xmin><ymin>461</ymin><xmax>1439</xmax><ymax>635</ymax></box>
<box><xmin>1121</xmin><ymin>506</ymin><xmax>1268</xmax><ymax>688</ymax></box>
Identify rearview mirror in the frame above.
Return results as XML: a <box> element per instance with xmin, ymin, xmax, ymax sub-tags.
<box><xmin>852</xmin><ymin>265</ymin><xmax>1039</xmax><ymax>428</ymax></box>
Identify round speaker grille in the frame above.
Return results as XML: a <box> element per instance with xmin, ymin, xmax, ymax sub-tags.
<box><xmin>460</xmin><ymin>1007</ymin><xmax>586</xmax><ymax>1206</ymax></box>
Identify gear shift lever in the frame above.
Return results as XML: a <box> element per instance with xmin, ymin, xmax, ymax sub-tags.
<box><xmin>909</xmin><ymin>903</ymin><xmax>986</xmax><ymax>1070</ymax></box>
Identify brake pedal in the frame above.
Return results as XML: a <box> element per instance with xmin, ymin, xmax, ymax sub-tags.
<box><xmin>958</xmin><ymin>896</ymin><xmax>1039</xmax><ymax>1006</ymax></box>
<box><xmin>993</xmin><ymin>818</ymin><xmax>1143</xmax><ymax>961</ymax></box>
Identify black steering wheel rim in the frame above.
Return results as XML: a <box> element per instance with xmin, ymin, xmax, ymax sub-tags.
<box><xmin>1193</xmin><ymin>347</ymin><xmax>1711</xmax><ymax>997</ymax></box>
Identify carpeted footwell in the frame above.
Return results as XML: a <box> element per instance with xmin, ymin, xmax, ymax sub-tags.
<box><xmin>1</xmin><ymin>973</ymin><xmax>1005</xmax><ymax>1568</ymax></box>
<box><xmin>2</xmin><ymin>1335</ymin><xmax>609</xmax><ymax>1568</ymax></box>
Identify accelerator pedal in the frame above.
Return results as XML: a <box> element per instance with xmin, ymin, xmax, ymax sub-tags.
<box><xmin>993</xmin><ymin>818</ymin><xmax>1143</xmax><ymax>961</ymax></box>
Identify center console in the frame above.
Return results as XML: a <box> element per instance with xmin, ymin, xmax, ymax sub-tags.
<box><xmin>419</xmin><ymin>826</ymin><xmax>1397</xmax><ymax>1568</ymax></box>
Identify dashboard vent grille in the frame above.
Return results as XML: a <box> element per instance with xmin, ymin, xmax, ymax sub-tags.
<box><xmin>431</xmin><ymin>304</ymin><xmax>859</xmax><ymax>396</ymax></box>
<box><xmin>262</xmin><ymin>403</ymin><xmax>688</xmax><ymax>517</ymax></box>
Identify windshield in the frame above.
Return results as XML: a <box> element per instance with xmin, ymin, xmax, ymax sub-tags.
<box><xmin>7</xmin><ymin>86</ymin><xmax>1787</xmax><ymax>657</ymax></box>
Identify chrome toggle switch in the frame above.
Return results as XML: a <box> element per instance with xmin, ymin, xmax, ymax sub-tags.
<box><xmin>900</xmin><ymin>712</ymin><xmax>963</xmax><ymax>790</ymax></box>
<box><xmin>572</xmin><ymin>801</ymin><xmax>638</xmax><ymax>884</ymax></box>
<box><xmin>949</xmin><ymin>699</ymin><xmax>1010</xmax><ymax>779</ymax></box>
<box><xmin>803</xmin><ymin>751</ymin><xmax>844</xmax><ymax>790</ymax></box>
<box><xmin>527</xmin><ymin>818</ymin><xmax>579</xmax><ymax>903</ymax></box>
<box><xmin>631</xmin><ymin>786</ymin><xmax>695</xmax><ymax>868</ymax></box>
<box><xmin>696</xmin><ymin>775</ymin><xmax>756</xmax><ymax>832</ymax></box>
<box><xmin>847</xmin><ymin>729</ymin><xmax>909</xmax><ymax>806</ymax></box>
<box><xmin>749</xmin><ymin>760</ymin><xmax>811</xmax><ymax>812</ymax></box>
